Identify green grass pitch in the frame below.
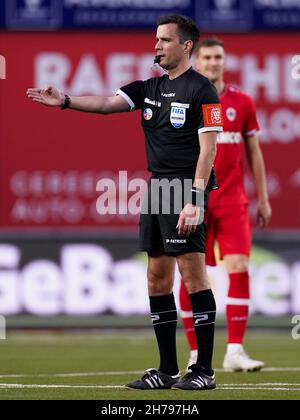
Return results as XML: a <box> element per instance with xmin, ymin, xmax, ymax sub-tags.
<box><xmin>0</xmin><ymin>330</ymin><xmax>299</xmax><ymax>400</ymax></box>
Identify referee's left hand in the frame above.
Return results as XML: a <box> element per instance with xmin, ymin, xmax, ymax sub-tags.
<box><xmin>176</xmin><ymin>204</ymin><xmax>200</xmax><ymax>237</ymax></box>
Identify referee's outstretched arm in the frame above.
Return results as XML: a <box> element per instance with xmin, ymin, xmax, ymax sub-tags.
<box><xmin>26</xmin><ymin>85</ymin><xmax>130</xmax><ymax>114</ymax></box>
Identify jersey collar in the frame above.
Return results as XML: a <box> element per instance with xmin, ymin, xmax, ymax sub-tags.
<box><xmin>220</xmin><ymin>83</ymin><xmax>229</xmax><ymax>98</ymax></box>
<box><xmin>167</xmin><ymin>66</ymin><xmax>193</xmax><ymax>82</ymax></box>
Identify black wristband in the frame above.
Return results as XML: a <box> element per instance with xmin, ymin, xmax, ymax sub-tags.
<box><xmin>61</xmin><ymin>94</ymin><xmax>71</xmax><ymax>110</ymax></box>
<box><xmin>188</xmin><ymin>188</ymin><xmax>202</xmax><ymax>206</ymax></box>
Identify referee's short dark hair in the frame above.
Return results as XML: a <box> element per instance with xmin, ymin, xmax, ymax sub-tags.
<box><xmin>157</xmin><ymin>15</ymin><xmax>200</xmax><ymax>55</ymax></box>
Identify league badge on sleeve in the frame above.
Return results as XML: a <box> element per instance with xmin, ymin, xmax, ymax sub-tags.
<box><xmin>203</xmin><ymin>104</ymin><xmax>223</xmax><ymax>127</ymax></box>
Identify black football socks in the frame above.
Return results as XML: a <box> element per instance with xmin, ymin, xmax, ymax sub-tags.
<box><xmin>149</xmin><ymin>293</ymin><xmax>179</xmax><ymax>376</ymax></box>
<box><xmin>189</xmin><ymin>289</ymin><xmax>216</xmax><ymax>376</ymax></box>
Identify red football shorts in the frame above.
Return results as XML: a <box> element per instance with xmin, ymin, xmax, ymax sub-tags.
<box><xmin>205</xmin><ymin>204</ymin><xmax>252</xmax><ymax>266</ymax></box>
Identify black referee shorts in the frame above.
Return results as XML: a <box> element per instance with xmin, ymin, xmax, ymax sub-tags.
<box><xmin>139</xmin><ymin>175</ymin><xmax>209</xmax><ymax>256</ymax></box>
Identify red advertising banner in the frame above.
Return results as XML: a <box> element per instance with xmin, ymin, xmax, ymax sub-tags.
<box><xmin>0</xmin><ymin>32</ymin><xmax>299</xmax><ymax>230</ymax></box>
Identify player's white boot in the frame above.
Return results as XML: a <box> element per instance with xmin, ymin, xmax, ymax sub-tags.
<box><xmin>186</xmin><ymin>350</ymin><xmax>198</xmax><ymax>372</ymax></box>
<box><xmin>223</xmin><ymin>344</ymin><xmax>264</xmax><ymax>372</ymax></box>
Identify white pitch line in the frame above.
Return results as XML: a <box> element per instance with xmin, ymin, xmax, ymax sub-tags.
<box><xmin>221</xmin><ymin>383</ymin><xmax>300</xmax><ymax>387</ymax></box>
<box><xmin>0</xmin><ymin>371</ymin><xmax>144</xmax><ymax>379</ymax></box>
<box><xmin>0</xmin><ymin>367</ymin><xmax>299</xmax><ymax>379</ymax></box>
<box><xmin>215</xmin><ymin>368</ymin><xmax>300</xmax><ymax>373</ymax></box>
<box><xmin>218</xmin><ymin>387</ymin><xmax>300</xmax><ymax>391</ymax></box>
<box><xmin>0</xmin><ymin>384</ymin><xmax>299</xmax><ymax>392</ymax></box>
<box><xmin>0</xmin><ymin>384</ymin><xmax>125</xmax><ymax>389</ymax></box>
<box><xmin>257</xmin><ymin>368</ymin><xmax>300</xmax><ymax>372</ymax></box>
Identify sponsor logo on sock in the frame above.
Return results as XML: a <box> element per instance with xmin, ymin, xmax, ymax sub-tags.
<box><xmin>194</xmin><ymin>314</ymin><xmax>209</xmax><ymax>325</ymax></box>
<box><xmin>151</xmin><ymin>314</ymin><xmax>160</xmax><ymax>322</ymax></box>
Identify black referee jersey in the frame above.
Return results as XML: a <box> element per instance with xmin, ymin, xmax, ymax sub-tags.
<box><xmin>117</xmin><ymin>67</ymin><xmax>223</xmax><ymax>176</ymax></box>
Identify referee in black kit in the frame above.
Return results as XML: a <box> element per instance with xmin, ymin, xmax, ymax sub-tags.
<box><xmin>27</xmin><ymin>15</ymin><xmax>223</xmax><ymax>391</ymax></box>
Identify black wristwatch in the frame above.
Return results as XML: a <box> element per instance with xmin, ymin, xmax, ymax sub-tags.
<box><xmin>61</xmin><ymin>94</ymin><xmax>71</xmax><ymax>110</ymax></box>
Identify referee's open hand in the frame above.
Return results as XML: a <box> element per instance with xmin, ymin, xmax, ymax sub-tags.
<box><xmin>176</xmin><ymin>204</ymin><xmax>200</xmax><ymax>237</ymax></box>
<box><xmin>27</xmin><ymin>85</ymin><xmax>64</xmax><ymax>107</ymax></box>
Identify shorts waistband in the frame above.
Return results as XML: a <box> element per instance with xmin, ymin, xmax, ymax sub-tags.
<box><xmin>151</xmin><ymin>173</ymin><xmax>194</xmax><ymax>180</ymax></box>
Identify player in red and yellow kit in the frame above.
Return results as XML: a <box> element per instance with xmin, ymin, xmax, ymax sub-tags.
<box><xmin>180</xmin><ymin>38</ymin><xmax>272</xmax><ymax>372</ymax></box>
